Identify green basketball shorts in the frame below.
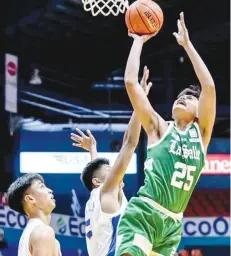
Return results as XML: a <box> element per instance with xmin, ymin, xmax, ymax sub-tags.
<box><xmin>115</xmin><ymin>197</ymin><xmax>183</xmax><ymax>256</ymax></box>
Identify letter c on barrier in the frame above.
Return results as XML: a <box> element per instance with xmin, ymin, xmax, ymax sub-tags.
<box><xmin>79</xmin><ymin>221</ymin><xmax>86</xmax><ymax>237</ymax></box>
<box><xmin>7</xmin><ymin>211</ymin><xmax>16</xmax><ymax>227</ymax></box>
<box><xmin>184</xmin><ymin>221</ymin><xmax>196</xmax><ymax>236</ymax></box>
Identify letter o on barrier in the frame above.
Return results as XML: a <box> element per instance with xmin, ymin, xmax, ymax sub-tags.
<box><xmin>18</xmin><ymin>214</ymin><xmax>27</xmax><ymax>229</ymax></box>
<box><xmin>214</xmin><ymin>217</ymin><xmax>228</xmax><ymax>235</ymax></box>
<box><xmin>198</xmin><ymin>221</ymin><xmax>211</xmax><ymax>235</ymax></box>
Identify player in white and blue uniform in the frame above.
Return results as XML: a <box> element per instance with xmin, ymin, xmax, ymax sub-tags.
<box><xmin>85</xmin><ymin>182</ymin><xmax>127</xmax><ymax>256</ymax></box>
<box><xmin>70</xmin><ymin>66</ymin><xmax>153</xmax><ymax>256</ymax></box>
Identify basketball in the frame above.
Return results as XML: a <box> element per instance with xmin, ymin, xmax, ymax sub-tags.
<box><xmin>125</xmin><ymin>0</ymin><xmax>164</xmax><ymax>35</ymax></box>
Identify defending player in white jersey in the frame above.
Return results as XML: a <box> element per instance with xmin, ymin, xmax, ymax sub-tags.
<box><xmin>70</xmin><ymin>67</ymin><xmax>152</xmax><ymax>256</ymax></box>
<box><xmin>7</xmin><ymin>173</ymin><xmax>62</xmax><ymax>256</ymax></box>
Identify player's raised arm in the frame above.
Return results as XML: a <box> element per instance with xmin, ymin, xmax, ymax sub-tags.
<box><xmin>101</xmin><ymin>68</ymin><xmax>152</xmax><ymax>194</ymax></box>
<box><xmin>173</xmin><ymin>12</ymin><xmax>216</xmax><ymax>150</ymax></box>
<box><xmin>124</xmin><ymin>33</ymin><xmax>168</xmax><ymax>138</ymax></box>
<box><xmin>30</xmin><ymin>225</ymin><xmax>56</xmax><ymax>256</ymax></box>
<box><xmin>71</xmin><ymin>128</ymin><xmax>98</xmax><ymax>161</ymax></box>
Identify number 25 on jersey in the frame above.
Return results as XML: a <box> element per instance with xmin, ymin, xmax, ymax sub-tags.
<box><xmin>171</xmin><ymin>162</ymin><xmax>196</xmax><ymax>191</ymax></box>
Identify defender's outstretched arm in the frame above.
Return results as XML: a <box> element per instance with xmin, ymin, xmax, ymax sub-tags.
<box><xmin>101</xmin><ymin>67</ymin><xmax>153</xmax><ymax>193</ymax></box>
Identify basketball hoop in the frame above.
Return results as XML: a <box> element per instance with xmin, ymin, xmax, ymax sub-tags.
<box><xmin>82</xmin><ymin>0</ymin><xmax>129</xmax><ymax>16</ymax></box>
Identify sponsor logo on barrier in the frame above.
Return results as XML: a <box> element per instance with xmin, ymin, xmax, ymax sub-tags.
<box><xmin>51</xmin><ymin>213</ymin><xmax>85</xmax><ymax>237</ymax></box>
<box><xmin>1</xmin><ymin>205</ymin><xmax>229</xmax><ymax>238</ymax></box>
<box><xmin>0</xmin><ymin>206</ymin><xmax>85</xmax><ymax>238</ymax></box>
<box><xmin>183</xmin><ymin>217</ymin><xmax>230</xmax><ymax>237</ymax></box>
<box><xmin>203</xmin><ymin>154</ymin><xmax>230</xmax><ymax>174</ymax></box>
<box><xmin>56</xmin><ymin>216</ymin><xmax>66</xmax><ymax>234</ymax></box>
<box><xmin>19</xmin><ymin>152</ymin><xmax>229</xmax><ymax>175</ymax></box>
<box><xmin>20</xmin><ymin>152</ymin><xmax>137</xmax><ymax>174</ymax></box>
<box><xmin>0</xmin><ymin>206</ymin><xmax>28</xmax><ymax>229</ymax></box>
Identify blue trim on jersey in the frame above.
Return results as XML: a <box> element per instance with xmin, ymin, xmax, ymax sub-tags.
<box><xmin>86</xmin><ymin>230</ymin><xmax>93</xmax><ymax>239</ymax></box>
<box><xmin>85</xmin><ymin>219</ymin><xmax>91</xmax><ymax>226</ymax></box>
<box><xmin>106</xmin><ymin>215</ymin><xmax>121</xmax><ymax>256</ymax></box>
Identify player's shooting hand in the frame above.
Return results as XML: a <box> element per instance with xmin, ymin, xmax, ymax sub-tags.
<box><xmin>128</xmin><ymin>31</ymin><xmax>157</xmax><ymax>43</ymax></box>
<box><xmin>140</xmin><ymin>66</ymin><xmax>153</xmax><ymax>96</ymax></box>
<box><xmin>173</xmin><ymin>12</ymin><xmax>190</xmax><ymax>47</ymax></box>
<box><xmin>71</xmin><ymin>128</ymin><xmax>96</xmax><ymax>151</ymax></box>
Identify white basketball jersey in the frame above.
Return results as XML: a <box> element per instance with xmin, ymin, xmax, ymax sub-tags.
<box><xmin>18</xmin><ymin>218</ymin><xmax>44</xmax><ymax>256</ymax></box>
<box><xmin>18</xmin><ymin>218</ymin><xmax>62</xmax><ymax>256</ymax></box>
<box><xmin>85</xmin><ymin>186</ymin><xmax>127</xmax><ymax>256</ymax></box>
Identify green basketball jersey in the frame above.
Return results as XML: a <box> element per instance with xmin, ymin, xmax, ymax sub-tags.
<box><xmin>138</xmin><ymin>121</ymin><xmax>205</xmax><ymax>213</ymax></box>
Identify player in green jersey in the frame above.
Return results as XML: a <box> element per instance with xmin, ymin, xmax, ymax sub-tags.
<box><xmin>116</xmin><ymin>12</ymin><xmax>216</xmax><ymax>256</ymax></box>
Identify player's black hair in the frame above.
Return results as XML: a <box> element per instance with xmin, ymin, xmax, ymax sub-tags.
<box><xmin>7</xmin><ymin>173</ymin><xmax>44</xmax><ymax>214</ymax></box>
<box><xmin>177</xmin><ymin>84</ymin><xmax>201</xmax><ymax>100</ymax></box>
<box><xmin>81</xmin><ymin>158</ymin><xmax>110</xmax><ymax>192</ymax></box>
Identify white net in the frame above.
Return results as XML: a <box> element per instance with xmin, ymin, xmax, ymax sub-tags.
<box><xmin>82</xmin><ymin>0</ymin><xmax>129</xmax><ymax>16</ymax></box>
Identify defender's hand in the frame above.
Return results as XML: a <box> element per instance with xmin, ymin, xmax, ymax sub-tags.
<box><xmin>71</xmin><ymin>128</ymin><xmax>96</xmax><ymax>151</ymax></box>
<box><xmin>140</xmin><ymin>66</ymin><xmax>153</xmax><ymax>96</ymax></box>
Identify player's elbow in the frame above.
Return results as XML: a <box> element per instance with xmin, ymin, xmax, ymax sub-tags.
<box><xmin>124</xmin><ymin>137</ymin><xmax>138</xmax><ymax>149</ymax></box>
<box><xmin>207</xmin><ymin>83</ymin><xmax>215</xmax><ymax>89</ymax></box>
<box><xmin>202</xmin><ymin>83</ymin><xmax>216</xmax><ymax>95</ymax></box>
<box><xmin>125</xmin><ymin>78</ymin><xmax>138</xmax><ymax>88</ymax></box>
<box><xmin>202</xmin><ymin>81</ymin><xmax>215</xmax><ymax>90</ymax></box>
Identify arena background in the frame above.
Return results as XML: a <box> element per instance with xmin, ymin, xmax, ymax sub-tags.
<box><xmin>0</xmin><ymin>0</ymin><xmax>230</xmax><ymax>255</ymax></box>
